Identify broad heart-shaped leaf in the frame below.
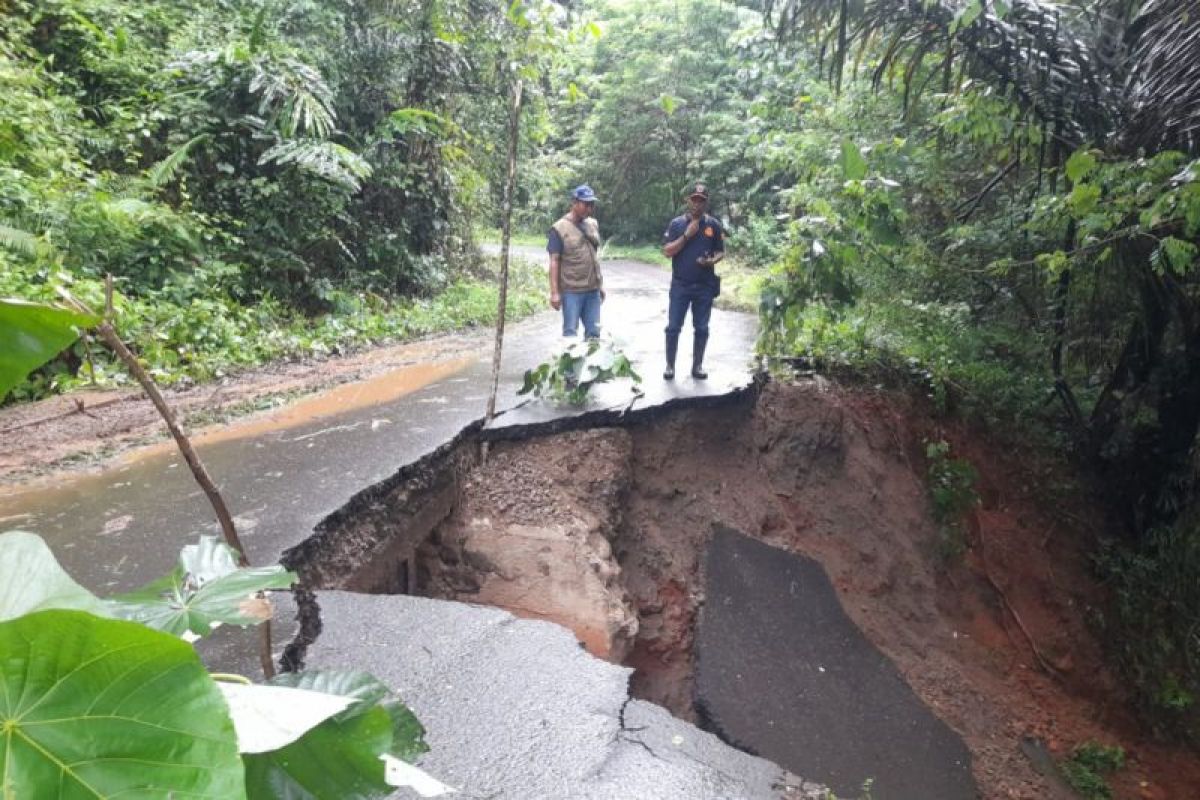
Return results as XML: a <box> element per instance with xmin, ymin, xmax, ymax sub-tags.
<box><xmin>1065</xmin><ymin>148</ymin><xmax>1098</xmax><ymax>185</ymax></box>
<box><xmin>0</xmin><ymin>298</ymin><xmax>99</xmax><ymax>400</ymax></box>
<box><xmin>0</xmin><ymin>609</ymin><xmax>245</xmax><ymax>799</ymax></box>
<box><xmin>109</xmin><ymin>535</ymin><xmax>296</xmax><ymax>639</ymax></box>
<box><xmin>839</xmin><ymin>139</ymin><xmax>868</xmax><ymax>181</ymax></box>
<box><xmin>217</xmin><ymin>682</ymin><xmax>354</xmax><ymax>754</ymax></box>
<box><xmin>0</xmin><ymin>531</ymin><xmax>108</xmax><ymax>621</ymax></box>
<box><xmin>243</xmin><ymin>670</ymin><xmax>428</xmax><ymax>799</ymax></box>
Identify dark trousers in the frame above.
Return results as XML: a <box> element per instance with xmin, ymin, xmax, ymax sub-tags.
<box><xmin>666</xmin><ymin>280</ymin><xmax>714</xmax><ymax>337</ymax></box>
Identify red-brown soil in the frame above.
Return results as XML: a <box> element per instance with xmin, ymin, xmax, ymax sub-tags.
<box><xmin>417</xmin><ymin>378</ymin><xmax>1200</xmax><ymax>799</ymax></box>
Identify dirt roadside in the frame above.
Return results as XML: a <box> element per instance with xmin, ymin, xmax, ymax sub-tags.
<box><xmin>0</xmin><ymin>330</ymin><xmax>492</xmax><ymax>487</ymax></box>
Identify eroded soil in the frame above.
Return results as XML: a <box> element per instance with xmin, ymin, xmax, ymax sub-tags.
<box><xmin>408</xmin><ymin>379</ymin><xmax>1200</xmax><ymax>800</ymax></box>
<box><xmin>6</xmin><ymin>353</ymin><xmax>1199</xmax><ymax>799</ymax></box>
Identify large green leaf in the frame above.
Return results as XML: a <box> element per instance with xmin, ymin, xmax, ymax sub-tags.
<box><xmin>839</xmin><ymin>139</ymin><xmax>868</xmax><ymax>181</ymax></box>
<box><xmin>243</xmin><ymin>671</ymin><xmax>428</xmax><ymax>799</ymax></box>
<box><xmin>0</xmin><ymin>609</ymin><xmax>246</xmax><ymax>799</ymax></box>
<box><xmin>0</xmin><ymin>531</ymin><xmax>108</xmax><ymax>621</ymax></box>
<box><xmin>217</xmin><ymin>682</ymin><xmax>354</xmax><ymax>754</ymax></box>
<box><xmin>1065</xmin><ymin>149</ymin><xmax>1098</xmax><ymax>184</ymax></box>
<box><xmin>0</xmin><ymin>299</ymin><xmax>99</xmax><ymax>400</ymax></box>
<box><xmin>110</xmin><ymin>536</ymin><xmax>296</xmax><ymax>639</ymax></box>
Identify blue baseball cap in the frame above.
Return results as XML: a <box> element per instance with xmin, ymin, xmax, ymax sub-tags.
<box><xmin>571</xmin><ymin>184</ymin><xmax>598</xmax><ymax>203</ymax></box>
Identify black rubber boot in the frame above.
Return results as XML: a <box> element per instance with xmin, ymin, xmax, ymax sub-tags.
<box><xmin>691</xmin><ymin>333</ymin><xmax>709</xmax><ymax>379</ymax></box>
<box><xmin>664</xmin><ymin>332</ymin><xmax>679</xmax><ymax>380</ymax></box>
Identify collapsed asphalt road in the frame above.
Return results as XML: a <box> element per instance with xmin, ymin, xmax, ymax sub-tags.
<box><xmin>0</xmin><ymin>249</ymin><xmax>983</xmax><ymax>798</ymax></box>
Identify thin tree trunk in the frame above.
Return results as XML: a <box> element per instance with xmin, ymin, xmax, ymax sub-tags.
<box><xmin>94</xmin><ymin>277</ymin><xmax>275</xmax><ymax>678</ymax></box>
<box><xmin>486</xmin><ymin>79</ymin><xmax>524</xmax><ymax>426</ymax></box>
<box><xmin>835</xmin><ymin>0</ymin><xmax>849</xmax><ymax>95</ymax></box>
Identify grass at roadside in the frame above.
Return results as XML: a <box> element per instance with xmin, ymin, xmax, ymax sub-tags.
<box><xmin>713</xmin><ymin>256</ymin><xmax>765</xmax><ymax>314</ymax></box>
<box><xmin>5</xmin><ymin>254</ymin><xmax>545</xmax><ymax>402</ymax></box>
<box><xmin>598</xmin><ymin>241</ymin><xmax>669</xmax><ymax>267</ymax></box>
<box><xmin>477</xmin><ymin>229</ymin><xmax>545</xmax><ymax>248</ymax></box>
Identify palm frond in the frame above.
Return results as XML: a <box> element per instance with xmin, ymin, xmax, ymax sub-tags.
<box><xmin>147</xmin><ymin>134</ymin><xmax>211</xmax><ymax>187</ymax></box>
<box><xmin>249</xmin><ymin>58</ymin><xmax>337</xmax><ymax>138</ymax></box>
<box><xmin>1123</xmin><ymin>0</ymin><xmax>1200</xmax><ymax>155</ymax></box>
<box><xmin>766</xmin><ymin>1</ymin><xmax>1118</xmax><ymax>147</ymax></box>
<box><xmin>0</xmin><ymin>223</ymin><xmax>58</xmax><ymax>260</ymax></box>
<box><xmin>766</xmin><ymin>0</ymin><xmax>1200</xmax><ymax>156</ymax></box>
<box><xmin>257</xmin><ymin>140</ymin><xmax>372</xmax><ymax>192</ymax></box>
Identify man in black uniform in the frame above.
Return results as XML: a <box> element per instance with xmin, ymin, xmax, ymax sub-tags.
<box><xmin>661</xmin><ymin>182</ymin><xmax>725</xmax><ymax>379</ymax></box>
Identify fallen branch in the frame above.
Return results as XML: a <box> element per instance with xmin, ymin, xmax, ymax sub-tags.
<box><xmin>956</xmin><ymin>158</ymin><xmax>1019</xmax><ymax>222</ymax></box>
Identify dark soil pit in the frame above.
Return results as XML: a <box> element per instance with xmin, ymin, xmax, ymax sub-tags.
<box><xmin>282</xmin><ymin>379</ymin><xmax>1200</xmax><ymax>800</ymax></box>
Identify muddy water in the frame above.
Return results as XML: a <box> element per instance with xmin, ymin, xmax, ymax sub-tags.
<box><xmin>2</xmin><ymin>358</ymin><xmax>474</xmax><ymax>497</ymax></box>
<box><xmin>0</xmin><ymin>358</ymin><xmax>480</xmax><ymax>591</ymax></box>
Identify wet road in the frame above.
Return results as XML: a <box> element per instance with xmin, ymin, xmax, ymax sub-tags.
<box><xmin>0</xmin><ymin>254</ymin><xmax>759</xmax><ymax>594</ymax></box>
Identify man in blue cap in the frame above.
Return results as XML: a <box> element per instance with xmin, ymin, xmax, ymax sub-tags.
<box><xmin>547</xmin><ymin>184</ymin><xmax>605</xmax><ymax>338</ymax></box>
<box><xmin>661</xmin><ymin>182</ymin><xmax>725</xmax><ymax>379</ymax></box>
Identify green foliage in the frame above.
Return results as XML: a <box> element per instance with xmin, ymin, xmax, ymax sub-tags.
<box><xmin>0</xmin><ymin>530</ymin><xmax>110</xmax><ymax>621</ymax></box>
<box><xmin>2</xmin><ymin>257</ymin><xmax>543</xmax><ymax>401</ymax></box>
<box><xmin>0</xmin><ymin>298</ymin><xmax>99</xmax><ymax>400</ymax></box>
<box><xmin>728</xmin><ymin>213</ymin><xmax>786</xmax><ymax>268</ymax></box>
<box><xmin>1059</xmin><ymin>742</ymin><xmax>1126</xmax><ymax>800</ymax></box>
<box><xmin>525</xmin><ymin>0</ymin><xmax>763</xmax><ymax>240</ymax></box>
<box><xmin>244</xmin><ymin>671</ymin><xmax>429</xmax><ymax>798</ymax></box>
<box><xmin>0</xmin><ymin>609</ymin><xmax>247</xmax><ymax>798</ymax></box>
<box><xmin>110</xmin><ymin>535</ymin><xmax>296</xmax><ymax>639</ymax></box>
<box><xmin>839</xmin><ymin>139</ymin><xmax>868</xmax><ymax>181</ymax></box>
<box><xmin>1095</xmin><ymin>518</ymin><xmax>1200</xmax><ymax>736</ymax></box>
<box><xmin>519</xmin><ymin>337</ymin><xmax>642</xmax><ymax>406</ymax></box>
<box><xmin>1</xmin><ymin>0</ymin><xmax>530</xmax><ymax>396</ymax></box>
<box><xmin>925</xmin><ymin>440</ymin><xmax>980</xmax><ymax>559</ymax></box>
<box><xmin>0</xmin><ymin>530</ymin><xmax>439</xmax><ymax>800</ymax></box>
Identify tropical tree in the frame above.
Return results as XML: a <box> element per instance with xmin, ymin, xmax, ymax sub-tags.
<box><xmin>750</xmin><ymin>0</ymin><xmax>1200</xmax><ymax>732</ymax></box>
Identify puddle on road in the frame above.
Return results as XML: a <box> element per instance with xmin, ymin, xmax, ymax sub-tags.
<box><xmin>0</xmin><ymin>358</ymin><xmax>473</xmax><ymax>502</ymax></box>
<box><xmin>134</xmin><ymin>357</ymin><xmax>475</xmax><ymax>455</ymax></box>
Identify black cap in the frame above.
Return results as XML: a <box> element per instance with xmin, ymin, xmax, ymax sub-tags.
<box><xmin>686</xmin><ymin>182</ymin><xmax>709</xmax><ymax>200</ymax></box>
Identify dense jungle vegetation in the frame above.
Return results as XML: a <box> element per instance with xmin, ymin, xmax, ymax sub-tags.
<box><xmin>4</xmin><ymin>0</ymin><xmax>1200</xmax><ymax>745</ymax></box>
<box><xmin>0</xmin><ymin>0</ymin><xmax>545</xmax><ymax>397</ymax></box>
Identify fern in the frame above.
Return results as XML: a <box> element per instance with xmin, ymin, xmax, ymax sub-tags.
<box><xmin>148</xmin><ymin>134</ymin><xmax>210</xmax><ymax>187</ymax></box>
<box><xmin>0</xmin><ymin>224</ymin><xmax>56</xmax><ymax>260</ymax></box>
<box><xmin>257</xmin><ymin>140</ymin><xmax>372</xmax><ymax>192</ymax></box>
<box><xmin>250</xmin><ymin>58</ymin><xmax>336</xmax><ymax>138</ymax></box>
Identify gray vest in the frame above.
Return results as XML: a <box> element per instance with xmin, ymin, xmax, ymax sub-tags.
<box><xmin>552</xmin><ymin>216</ymin><xmax>602</xmax><ymax>292</ymax></box>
